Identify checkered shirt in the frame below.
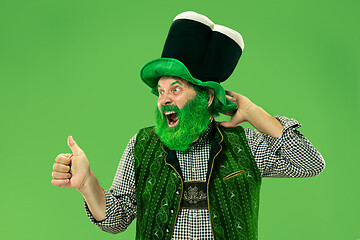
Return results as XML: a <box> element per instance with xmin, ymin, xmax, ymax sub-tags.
<box><xmin>84</xmin><ymin>116</ymin><xmax>325</xmax><ymax>239</ymax></box>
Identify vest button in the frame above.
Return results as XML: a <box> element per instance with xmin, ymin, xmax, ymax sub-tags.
<box><xmin>166</xmin><ymin>228</ymin><xmax>170</xmax><ymax>233</ymax></box>
<box><xmin>170</xmin><ymin>209</ymin><xmax>174</xmax><ymax>214</ymax></box>
<box><xmin>175</xmin><ymin>190</ymin><xmax>180</xmax><ymax>195</ymax></box>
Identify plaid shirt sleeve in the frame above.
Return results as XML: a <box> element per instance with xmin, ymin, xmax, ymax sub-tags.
<box><xmin>84</xmin><ymin>134</ymin><xmax>137</xmax><ymax>234</ymax></box>
<box><xmin>245</xmin><ymin>116</ymin><xmax>326</xmax><ymax>178</ymax></box>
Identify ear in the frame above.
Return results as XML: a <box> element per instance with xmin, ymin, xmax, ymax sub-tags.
<box><xmin>208</xmin><ymin>89</ymin><xmax>215</xmax><ymax>107</ymax></box>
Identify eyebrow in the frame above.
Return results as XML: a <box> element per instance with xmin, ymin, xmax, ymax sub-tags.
<box><xmin>170</xmin><ymin>81</ymin><xmax>183</xmax><ymax>86</ymax></box>
<box><xmin>157</xmin><ymin>81</ymin><xmax>183</xmax><ymax>89</ymax></box>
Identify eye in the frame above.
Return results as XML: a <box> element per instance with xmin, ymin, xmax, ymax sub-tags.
<box><xmin>173</xmin><ymin>87</ymin><xmax>181</xmax><ymax>94</ymax></box>
<box><xmin>159</xmin><ymin>89</ymin><xmax>164</xmax><ymax>95</ymax></box>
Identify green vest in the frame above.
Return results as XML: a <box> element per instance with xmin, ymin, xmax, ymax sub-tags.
<box><xmin>134</xmin><ymin>122</ymin><xmax>262</xmax><ymax>240</ymax></box>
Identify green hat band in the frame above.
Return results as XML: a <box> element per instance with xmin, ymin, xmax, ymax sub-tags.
<box><xmin>140</xmin><ymin>58</ymin><xmax>237</xmax><ymax>113</ymax></box>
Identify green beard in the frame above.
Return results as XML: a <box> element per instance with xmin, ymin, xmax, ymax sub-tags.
<box><xmin>155</xmin><ymin>91</ymin><xmax>211</xmax><ymax>151</ymax></box>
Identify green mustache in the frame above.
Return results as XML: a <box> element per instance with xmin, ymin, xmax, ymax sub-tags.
<box><xmin>161</xmin><ymin>104</ymin><xmax>180</xmax><ymax>114</ymax></box>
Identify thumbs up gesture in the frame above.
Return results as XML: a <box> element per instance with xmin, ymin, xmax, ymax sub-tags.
<box><xmin>52</xmin><ymin>136</ymin><xmax>91</xmax><ymax>190</ymax></box>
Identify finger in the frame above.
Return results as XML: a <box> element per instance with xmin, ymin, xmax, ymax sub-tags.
<box><xmin>226</xmin><ymin>95</ymin><xmax>236</xmax><ymax>104</ymax></box>
<box><xmin>52</xmin><ymin>178</ymin><xmax>70</xmax><ymax>188</ymax></box>
<box><xmin>225</xmin><ymin>90</ymin><xmax>243</xmax><ymax>100</ymax></box>
<box><xmin>55</xmin><ymin>154</ymin><xmax>71</xmax><ymax>165</ymax></box>
<box><xmin>67</xmin><ymin>136</ymin><xmax>83</xmax><ymax>156</ymax></box>
<box><xmin>219</xmin><ymin>121</ymin><xmax>235</xmax><ymax>128</ymax></box>
<box><xmin>219</xmin><ymin>117</ymin><xmax>238</xmax><ymax>128</ymax></box>
<box><xmin>53</xmin><ymin>162</ymin><xmax>71</xmax><ymax>173</ymax></box>
<box><xmin>225</xmin><ymin>95</ymin><xmax>233</xmax><ymax>100</ymax></box>
<box><xmin>221</xmin><ymin>112</ymin><xmax>234</xmax><ymax>116</ymax></box>
<box><xmin>221</xmin><ymin>108</ymin><xmax>236</xmax><ymax>116</ymax></box>
<box><xmin>52</xmin><ymin>171</ymin><xmax>72</xmax><ymax>179</ymax></box>
<box><xmin>225</xmin><ymin>90</ymin><xmax>236</xmax><ymax>97</ymax></box>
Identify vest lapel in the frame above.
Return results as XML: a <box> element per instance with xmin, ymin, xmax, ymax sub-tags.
<box><xmin>164</xmin><ymin>148</ymin><xmax>183</xmax><ymax>180</ymax></box>
<box><xmin>206</xmin><ymin>121</ymin><xmax>224</xmax><ymax>182</ymax></box>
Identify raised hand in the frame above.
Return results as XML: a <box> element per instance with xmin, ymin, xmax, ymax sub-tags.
<box><xmin>52</xmin><ymin>136</ymin><xmax>91</xmax><ymax>190</ymax></box>
<box><xmin>220</xmin><ymin>90</ymin><xmax>255</xmax><ymax>128</ymax></box>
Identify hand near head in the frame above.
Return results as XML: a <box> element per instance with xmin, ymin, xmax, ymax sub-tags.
<box><xmin>219</xmin><ymin>90</ymin><xmax>255</xmax><ymax>128</ymax></box>
<box><xmin>52</xmin><ymin>136</ymin><xmax>91</xmax><ymax>190</ymax></box>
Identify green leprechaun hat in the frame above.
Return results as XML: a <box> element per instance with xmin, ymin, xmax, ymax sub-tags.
<box><xmin>140</xmin><ymin>11</ymin><xmax>245</xmax><ymax>113</ymax></box>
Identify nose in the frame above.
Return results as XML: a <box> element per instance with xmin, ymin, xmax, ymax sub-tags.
<box><xmin>158</xmin><ymin>91</ymin><xmax>173</xmax><ymax>107</ymax></box>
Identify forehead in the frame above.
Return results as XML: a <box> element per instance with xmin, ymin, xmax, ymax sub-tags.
<box><xmin>157</xmin><ymin>76</ymin><xmax>191</xmax><ymax>87</ymax></box>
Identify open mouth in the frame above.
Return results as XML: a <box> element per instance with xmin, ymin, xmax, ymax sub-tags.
<box><xmin>164</xmin><ymin>111</ymin><xmax>179</xmax><ymax>127</ymax></box>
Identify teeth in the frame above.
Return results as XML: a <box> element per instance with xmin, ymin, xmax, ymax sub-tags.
<box><xmin>164</xmin><ymin>111</ymin><xmax>176</xmax><ymax>115</ymax></box>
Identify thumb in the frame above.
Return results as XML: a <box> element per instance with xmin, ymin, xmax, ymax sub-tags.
<box><xmin>67</xmin><ymin>136</ymin><xmax>83</xmax><ymax>155</ymax></box>
<box><xmin>219</xmin><ymin>118</ymin><xmax>238</xmax><ymax>128</ymax></box>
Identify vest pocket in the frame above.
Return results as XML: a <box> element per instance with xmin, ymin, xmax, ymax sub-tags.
<box><xmin>223</xmin><ymin>170</ymin><xmax>245</xmax><ymax>181</ymax></box>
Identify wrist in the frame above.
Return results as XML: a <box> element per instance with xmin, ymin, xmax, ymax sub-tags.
<box><xmin>77</xmin><ymin>170</ymin><xmax>95</xmax><ymax>195</ymax></box>
<box><xmin>77</xmin><ymin>170</ymin><xmax>106</xmax><ymax>222</ymax></box>
<box><xmin>243</xmin><ymin>103</ymin><xmax>260</xmax><ymax>122</ymax></box>
<box><xmin>246</xmin><ymin>105</ymin><xmax>284</xmax><ymax>138</ymax></box>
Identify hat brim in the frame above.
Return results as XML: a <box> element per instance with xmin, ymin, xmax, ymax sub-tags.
<box><xmin>140</xmin><ymin>58</ymin><xmax>237</xmax><ymax>113</ymax></box>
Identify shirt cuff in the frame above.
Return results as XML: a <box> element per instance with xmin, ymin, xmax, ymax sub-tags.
<box><xmin>264</xmin><ymin>116</ymin><xmax>302</xmax><ymax>153</ymax></box>
<box><xmin>84</xmin><ymin>189</ymin><xmax>117</xmax><ymax>226</ymax></box>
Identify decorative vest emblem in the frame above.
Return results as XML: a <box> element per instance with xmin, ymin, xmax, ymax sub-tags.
<box><xmin>182</xmin><ymin>181</ymin><xmax>208</xmax><ymax>209</ymax></box>
<box><xmin>184</xmin><ymin>185</ymin><xmax>206</xmax><ymax>204</ymax></box>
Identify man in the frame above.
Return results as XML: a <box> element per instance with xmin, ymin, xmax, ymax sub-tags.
<box><xmin>52</xmin><ymin>11</ymin><xmax>325</xmax><ymax>240</ymax></box>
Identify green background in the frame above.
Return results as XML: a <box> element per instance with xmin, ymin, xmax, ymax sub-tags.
<box><xmin>1</xmin><ymin>0</ymin><xmax>359</xmax><ymax>239</ymax></box>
